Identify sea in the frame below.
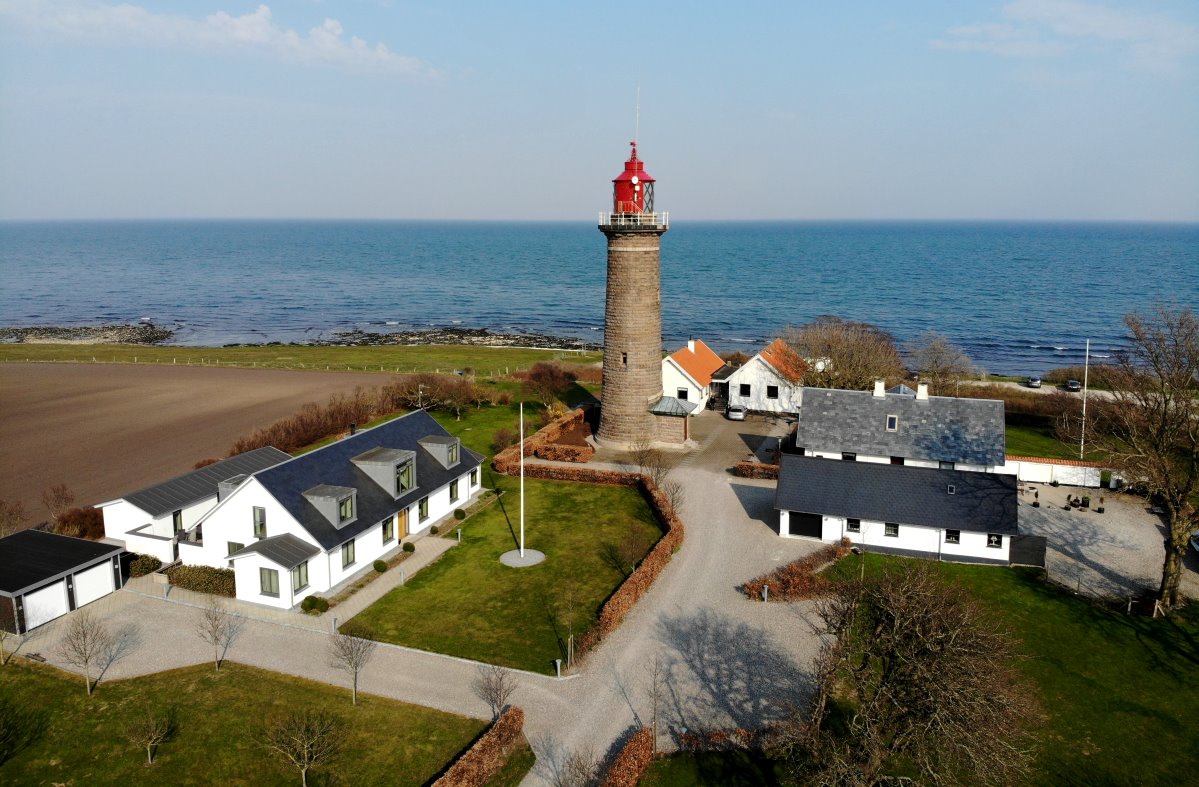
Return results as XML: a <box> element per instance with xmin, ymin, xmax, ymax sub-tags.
<box><xmin>1</xmin><ymin>220</ymin><xmax>1196</xmax><ymax>377</ymax></box>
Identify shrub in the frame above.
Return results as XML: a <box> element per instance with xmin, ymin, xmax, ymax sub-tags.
<box><xmin>129</xmin><ymin>554</ymin><xmax>162</xmax><ymax>578</ymax></box>
<box><xmin>53</xmin><ymin>507</ymin><xmax>105</xmax><ymax>539</ymax></box>
<box><xmin>166</xmin><ymin>565</ymin><xmax>236</xmax><ymax>597</ymax></box>
<box><xmin>302</xmin><ymin>596</ymin><xmax>330</xmax><ymax>614</ymax></box>
<box><xmin>741</xmin><ymin>538</ymin><xmax>853</xmax><ymax>601</ymax></box>
<box><xmin>430</xmin><ymin>526</ymin><xmax>439</xmax><ymax>535</ymax></box>
<box><xmin>301</xmin><ymin>595</ymin><xmax>319</xmax><ymax>612</ymax></box>
<box><xmin>601</xmin><ymin>726</ymin><xmax>654</xmax><ymax>787</ymax></box>
<box><xmin>373</xmin><ymin>559</ymin><xmax>387</xmax><ymax>573</ymax></box>
<box><xmin>733</xmin><ymin>461</ymin><xmax>779</xmax><ymax>479</ymax></box>
<box><xmin>402</xmin><ymin>542</ymin><xmax>416</xmax><ymax>553</ymax></box>
<box><xmin>454</xmin><ymin>508</ymin><xmax>466</xmax><ymax>521</ymax></box>
<box><xmin>192</xmin><ymin>457</ymin><xmax>219</xmax><ymax>469</ymax></box>
<box><xmin>491</xmin><ymin>426</ymin><xmax>518</xmax><ymax>454</ymax></box>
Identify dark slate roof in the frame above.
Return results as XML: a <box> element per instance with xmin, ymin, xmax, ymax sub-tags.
<box><xmin>0</xmin><ymin>530</ymin><xmax>122</xmax><ymax>596</ymax></box>
<box><xmin>228</xmin><ymin>533</ymin><xmax>319</xmax><ymax>570</ymax></box>
<box><xmin>648</xmin><ymin>395</ymin><xmax>698</xmax><ymax>417</ymax></box>
<box><xmin>794</xmin><ymin>387</ymin><xmax>1005</xmax><ymax>466</ymax></box>
<box><xmin>119</xmin><ymin>447</ymin><xmax>291</xmax><ymax>517</ymax></box>
<box><xmin>711</xmin><ymin>365</ymin><xmax>736</xmax><ymax>381</ymax></box>
<box><xmin>252</xmin><ymin>410</ymin><xmax>483</xmax><ymax>550</ymax></box>
<box><xmin>774</xmin><ymin>454</ymin><xmax>1018</xmax><ymax>535</ymax></box>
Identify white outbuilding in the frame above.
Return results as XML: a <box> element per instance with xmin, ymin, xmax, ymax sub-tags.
<box><xmin>0</xmin><ymin>530</ymin><xmax>124</xmax><ymax>633</ymax></box>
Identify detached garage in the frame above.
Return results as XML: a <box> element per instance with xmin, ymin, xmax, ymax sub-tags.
<box><xmin>0</xmin><ymin>530</ymin><xmax>123</xmax><ymax>634</ymax></box>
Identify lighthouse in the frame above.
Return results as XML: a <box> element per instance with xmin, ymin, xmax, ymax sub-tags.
<box><xmin>597</xmin><ymin>142</ymin><xmax>670</xmax><ymax>448</ymax></box>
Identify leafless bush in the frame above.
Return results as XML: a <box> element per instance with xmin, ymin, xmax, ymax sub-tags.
<box><xmin>0</xmin><ymin>499</ymin><xmax>26</xmax><ymax>538</ymax></box>
<box><xmin>472</xmin><ymin>664</ymin><xmax>517</xmax><ymax>721</ymax></box>
<box><xmin>192</xmin><ymin>457</ymin><xmax>220</xmax><ymax>469</ymax></box>
<box><xmin>784</xmin><ymin>315</ymin><xmax>905</xmax><ymax>389</ymax></box>
<box><xmin>124</xmin><ymin>706</ymin><xmax>176</xmax><ymax>765</ymax></box>
<box><xmin>328</xmin><ymin>624</ymin><xmax>378</xmax><ymax>705</ymax></box>
<box><xmin>194</xmin><ymin>599</ymin><xmax>239</xmax><ymax>671</ymax></box>
<box><xmin>57</xmin><ymin>610</ymin><xmax>113</xmax><ymax>695</ymax></box>
<box><xmin>41</xmin><ymin>484</ymin><xmax>75</xmax><ymax>530</ymax></box>
<box><xmin>264</xmin><ymin>709</ymin><xmax>344</xmax><ymax>787</ymax></box>
<box><xmin>522</xmin><ymin>362</ymin><xmax>577</xmax><ymax>408</ymax></box>
<box><xmin>551</xmin><ymin>745</ymin><xmax>600</xmax><ymax>787</ymax></box>
<box><xmin>630</xmin><ymin>440</ymin><xmax>668</xmax><ymax>487</ymax></box>
<box><xmin>53</xmin><ymin>507</ymin><xmax>104</xmax><ymax>539</ymax></box>
<box><xmin>905</xmin><ymin>330</ymin><xmax>976</xmax><ymax>394</ymax></box>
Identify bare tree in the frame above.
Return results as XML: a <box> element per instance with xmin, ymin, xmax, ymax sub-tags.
<box><xmin>444</xmin><ymin>379</ymin><xmax>475</xmax><ymax>421</ymax></box>
<box><xmin>0</xmin><ymin>499</ymin><xmax>26</xmax><ymax>538</ymax></box>
<box><xmin>551</xmin><ymin>745</ymin><xmax>600</xmax><ymax>787</ymax></box>
<box><xmin>194</xmin><ymin>599</ymin><xmax>237</xmax><ymax>671</ymax></box>
<box><xmin>471</xmin><ymin>664</ymin><xmax>517</xmax><ymax>720</ymax></box>
<box><xmin>630</xmin><ymin>439</ymin><xmax>669</xmax><ymax>487</ymax></box>
<box><xmin>41</xmin><ymin>484</ymin><xmax>75</xmax><ymax>531</ymax></box>
<box><xmin>777</xmin><ymin>562</ymin><xmax>1037</xmax><ymax>786</ymax></box>
<box><xmin>1078</xmin><ymin>305</ymin><xmax>1199</xmax><ymax>606</ymax></box>
<box><xmin>0</xmin><ymin>626</ymin><xmax>15</xmax><ymax>666</ymax></box>
<box><xmin>906</xmin><ymin>330</ymin><xmax>976</xmax><ymax>394</ymax></box>
<box><xmin>264</xmin><ymin>709</ymin><xmax>344</xmax><ymax>787</ymax></box>
<box><xmin>645</xmin><ymin>656</ymin><xmax>668</xmax><ymax>755</ymax></box>
<box><xmin>784</xmin><ymin>316</ymin><xmax>905</xmax><ymax>390</ymax></box>
<box><xmin>328</xmin><ymin>624</ymin><xmax>378</xmax><ymax>706</ymax></box>
<box><xmin>659</xmin><ymin>479</ymin><xmax>685</xmax><ymax>517</ymax></box>
<box><xmin>523</xmin><ymin>362</ymin><xmax>576</xmax><ymax>408</ymax></box>
<box><xmin>618</xmin><ymin>521</ymin><xmax>650</xmax><ymax>574</ymax></box>
<box><xmin>56</xmin><ymin>610</ymin><xmax>113</xmax><ymax>695</ymax></box>
<box><xmin>124</xmin><ymin>707</ymin><xmax>176</xmax><ymax>765</ymax></box>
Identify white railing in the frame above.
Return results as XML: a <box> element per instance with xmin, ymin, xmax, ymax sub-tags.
<box><xmin>598</xmin><ymin>211</ymin><xmax>669</xmax><ymax>228</ymax></box>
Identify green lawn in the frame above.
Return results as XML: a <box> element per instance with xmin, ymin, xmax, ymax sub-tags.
<box><xmin>346</xmin><ymin>476</ymin><xmax>662</xmax><ymax>673</ymax></box>
<box><xmin>0</xmin><ymin>342</ymin><xmax>599</xmax><ymax>377</ymax></box>
<box><xmin>641</xmin><ymin>750</ymin><xmax>786</xmax><ymax>786</ymax></box>
<box><xmin>0</xmin><ymin>661</ymin><xmax>485</xmax><ymax>785</ymax></box>
<box><xmin>1006</xmin><ymin>423</ymin><xmax>1103</xmax><ymax>461</ymax></box>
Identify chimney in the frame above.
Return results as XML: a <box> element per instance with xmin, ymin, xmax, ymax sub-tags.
<box><xmin>916</xmin><ymin>383</ymin><xmax>929</xmax><ymax>401</ymax></box>
<box><xmin>349</xmin><ymin>422</ymin><xmax>357</xmax><ymax>435</ymax></box>
<box><xmin>687</xmin><ymin>338</ymin><xmax>696</xmax><ymax>353</ymax></box>
<box><xmin>873</xmin><ymin>380</ymin><xmax>885</xmax><ymax>398</ymax></box>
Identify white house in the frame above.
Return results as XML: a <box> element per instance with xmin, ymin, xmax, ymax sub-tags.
<box><xmin>661</xmin><ymin>339</ymin><xmax>726</xmax><ymax>412</ymax></box>
<box><xmin>181</xmin><ymin>410</ymin><xmax>484</xmax><ymax>609</ymax></box>
<box><xmin>724</xmin><ymin>339</ymin><xmax>806</xmax><ymax>414</ymax></box>
<box><xmin>792</xmin><ymin>381</ymin><xmax>1006</xmax><ymax>471</ymax></box>
<box><xmin>774</xmin><ymin>454</ymin><xmax>1018</xmax><ymax>565</ymax></box>
<box><xmin>98</xmin><ymin>447</ymin><xmax>292</xmax><ymax>563</ymax></box>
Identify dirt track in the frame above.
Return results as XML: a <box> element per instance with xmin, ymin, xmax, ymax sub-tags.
<box><xmin>0</xmin><ymin>363</ymin><xmax>392</xmax><ymax>527</ymax></box>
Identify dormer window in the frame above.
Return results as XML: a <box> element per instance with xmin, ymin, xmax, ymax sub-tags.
<box><xmin>338</xmin><ymin>495</ymin><xmax>354</xmax><ymax>523</ymax></box>
<box><xmin>303</xmin><ymin>484</ymin><xmax>358</xmax><ymax>528</ymax></box>
<box><xmin>419</xmin><ymin>435</ymin><xmax>462</xmax><ymax>470</ymax></box>
<box><xmin>395</xmin><ymin>459</ymin><xmax>415</xmax><ymax>495</ymax></box>
<box><xmin>353</xmin><ymin>447</ymin><xmax>415</xmax><ymax>499</ymax></box>
<box><xmin>447</xmin><ymin>441</ymin><xmax>460</xmax><ymax>466</ymax></box>
<box><xmin>886</xmin><ymin>414</ymin><xmax>898</xmax><ymax>432</ymax></box>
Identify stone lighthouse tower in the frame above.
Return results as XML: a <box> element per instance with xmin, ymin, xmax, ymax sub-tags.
<box><xmin>597</xmin><ymin>142</ymin><xmax>669</xmax><ymax>447</ymax></box>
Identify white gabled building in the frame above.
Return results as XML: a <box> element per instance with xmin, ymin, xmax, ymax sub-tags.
<box><xmin>183</xmin><ymin>410</ymin><xmax>484</xmax><ymax>609</ymax></box>
<box><xmin>661</xmin><ymin>339</ymin><xmax>727</xmax><ymax>413</ymax></box>
<box><xmin>724</xmin><ymin>339</ymin><xmax>806</xmax><ymax>414</ymax></box>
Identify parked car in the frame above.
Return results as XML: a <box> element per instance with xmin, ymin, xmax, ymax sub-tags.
<box><xmin>1191</xmin><ymin>533</ymin><xmax>1199</xmax><ymax>554</ymax></box>
<box><xmin>726</xmin><ymin>405</ymin><xmax>747</xmax><ymax>421</ymax></box>
<box><xmin>1065</xmin><ymin>379</ymin><xmax>1082</xmax><ymax>392</ymax></box>
<box><xmin>1026</xmin><ymin>375</ymin><xmax>1042</xmax><ymax>388</ymax></box>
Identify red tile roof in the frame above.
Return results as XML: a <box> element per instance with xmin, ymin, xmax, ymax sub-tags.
<box><xmin>759</xmin><ymin>339</ymin><xmax>807</xmax><ymax>384</ymax></box>
<box><xmin>669</xmin><ymin>339</ymin><xmax>725</xmax><ymax>386</ymax></box>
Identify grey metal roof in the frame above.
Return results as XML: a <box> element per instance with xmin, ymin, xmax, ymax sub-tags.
<box><xmin>418</xmin><ymin>435</ymin><xmax>457</xmax><ymax>445</ymax></box>
<box><xmin>648</xmin><ymin>396</ymin><xmax>698</xmax><ymax>417</ymax></box>
<box><xmin>303</xmin><ymin>484</ymin><xmax>356</xmax><ymax>500</ymax></box>
<box><xmin>121</xmin><ymin>447</ymin><xmax>291</xmax><ymax>517</ymax></box>
<box><xmin>711</xmin><ymin>365</ymin><xmax>736</xmax><ymax>381</ymax></box>
<box><xmin>794</xmin><ymin>387</ymin><xmax>1005</xmax><ymax>466</ymax></box>
<box><xmin>253</xmin><ymin>410</ymin><xmax>483</xmax><ymax>551</ymax></box>
<box><xmin>0</xmin><ymin>530</ymin><xmax>122</xmax><ymax>596</ymax></box>
<box><xmin>774</xmin><ymin>454</ymin><xmax>1017</xmax><ymax>535</ymax></box>
<box><xmin>353</xmin><ymin>447</ymin><xmax>410</xmax><ymax>464</ymax></box>
<box><xmin>228</xmin><ymin>533</ymin><xmax>319</xmax><ymax>570</ymax></box>
<box><xmin>886</xmin><ymin>384</ymin><xmax>917</xmax><ymax>395</ymax></box>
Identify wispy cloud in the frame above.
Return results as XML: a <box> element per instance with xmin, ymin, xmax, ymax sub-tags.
<box><xmin>0</xmin><ymin>1</ymin><xmax>436</xmax><ymax>77</ymax></box>
<box><xmin>932</xmin><ymin>0</ymin><xmax>1199</xmax><ymax>73</ymax></box>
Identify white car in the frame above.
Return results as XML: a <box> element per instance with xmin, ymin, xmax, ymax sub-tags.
<box><xmin>726</xmin><ymin>405</ymin><xmax>747</xmax><ymax>421</ymax></box>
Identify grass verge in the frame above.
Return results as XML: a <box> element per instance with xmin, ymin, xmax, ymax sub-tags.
<box><xmin>1006</xmin><ymin>423</ymin><xmax>1104</xmax><ymax>461</ymax></box>
<box><xmin>346</xmin><ymin>476</ymin><xmax>662</xmax><ymax>673</ymax></box>
<box><xmin>0</xmin><ymin>660</ymin><xmax>484</xmax><ymax>785</ymax></box>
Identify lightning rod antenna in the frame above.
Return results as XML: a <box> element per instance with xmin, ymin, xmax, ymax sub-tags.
<box><xmin>635</xmin><ymin>85</ymin><xmax>640</xmax><ymax>146</ymax></box>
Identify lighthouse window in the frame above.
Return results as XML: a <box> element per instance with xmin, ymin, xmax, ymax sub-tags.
<box><xmin>621</xmin><ymin>352</ymin><xmax>627</xmax><ymax>366</ymax></box>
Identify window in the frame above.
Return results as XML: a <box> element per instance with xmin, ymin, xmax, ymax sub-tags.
<box><xmin>846</xmin><ymin>518</ymin><xmax>861</xmax><ymax>533</ymax></box>
<box><xmin>739</xmin><ymin>383</ymin><xmax>751</xmax><ymax>397</ymax></box>
<box><xmin>884</xmin><ymin>522</ymin><xmax>899</xmax><ymax>537</ymax></box>
<box><xmin>947</xmin><ymin>484</ymin><xmax>956</xmax><ymax>495</ymax></box>
<box><xmin>890</xmin><ymin>456</ymin><xmax>904</xmax><ymax>465</ymax></box>
<box><xmin>396</xmin><ymin>460</ymin><xmax>414</xmax><ymax>494</ymax></box>
<box><xmin>172</xmin><ymin>510</ymin><xmax>183</xmax><ymax>534</ymax></box>
<box><xmin>621</xmin><ymin>352</ymin><xmax>627</xmax><ymax>366</ymax></box>
<box><xmin>886</xmin><ymin>414</ymin><xmax>899</xmax><ymax>432</ymax></box>
<box><xmin>227</xmin><ymin>541</ymin><xmax>244</xmax><ymax>557</ymax></box>
<box><xmin>260</xmin><ymin>567</ymin><xmax>279</xmax><ymax>597</ymax></box>
<box><xmin>291</xmin><ymin>561</ymin><xmax>308</xmax><ymax>592</ymax></box>
<box><xmin>842</xmin><ymin>452</ymin><xmax>857</xmax><ymax>461</ymax></box>
<box><xmin>447</xmin><ymin>441</ymin><xmax>460</xmax><ymax>466</ymax></box>
<box><xmin>419</xmin><ymin>497</ymin><xmax>429</xmax><ymax>521</ymax></box>
<box><xmin>252</xmin><ymin>506</ymin><xmax>266</xmax><ymax>538</ymax></box>
<box><xmin>382</xmin><ymin>516</ymin><xmax>394</xmax><ymax>544</ymax></box>
<box><xmin>338</xmin><ymin>496</ymin><xmax>354</xmax><ymax>523</ymax></box>
<box><xmin>939</xmin><ymin>461</ymin><xmax>955</xmax><ymax>470</ymax></box>
<box><xmin>677</xmin><ymin>388</ymin><xmax>688</xmax><ymax>400</ymax></box>
<box><xmin>470</xmin><ymin>469</ymin><xmax>478</xmax><ymax>487</ymax></box>
<box><xmin>766</xmin><ymin>385</ymin><xmax>779</xmax><ymax>400</ymax></box>
<box><xmin>341</xmin><ymin>539</ymin><xmax>356</xmax><ymax>568</ymax></box>
<box><xmin>945</xmin><ymin>529</ymin><xmax>961</xmax><ymax>544</ymax></box>
<box><xmin>449</xmin><ymin>479</ymin><xmax>460</xmax><ymax>503</ymax></box>
<box><xmin>987</xmin><ymin>533</ymin><xmax>1003</xmax><ymax>549</ymax></box>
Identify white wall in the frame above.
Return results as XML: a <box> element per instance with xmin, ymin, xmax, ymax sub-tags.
<box><xmin>817</xmin><ymin>514</ymin><xmax>1010</xmax><ymax>562</ymax></box>
<box><xmin>123</xmin><ymin>525</ymin><xmax>176</xmax><ymax>563</ymax></box>
<box><xmin>994</xmin><ymin>458</ymin><xmax>1103</xmax><ymax>487</ymax></box>
<box><xmin>232</xmin><ymin>551</ymin><xmax>307</xmax><ymax>610</ymax></box>
<box><xmin>189</xmin><ymin>479</ymin><xmax>310</xmax><ymax>568</ymax></box>
<box><xmin>726</xmin><ymin>357</ymin><xmax>800</xmax><ymax>414</ymax></box>
<box><xmin>661</xmin><ymin>359</ymin><xmax>707</xmax><ymax>411</ymax></box>
<box><xmin>804</xmin><ymin>451</ymin><xmax>993</xmax><ymax>472</ymax></box>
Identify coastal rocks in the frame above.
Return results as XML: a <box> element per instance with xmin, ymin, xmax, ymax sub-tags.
<box><xmin>231</xmin><ymin>327</ymin><xmax>601</xmax><ymax>352</ymax></box>
<box><xmin>0</xmin><ymin>324</ymin><xmax>174</xmax><ymax>344</ymax></box>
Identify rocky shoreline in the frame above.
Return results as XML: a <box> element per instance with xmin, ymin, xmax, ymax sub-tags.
<box><xmin>226</xmin><ymin>327</ymin><xmax>601</xmax><ymax>351</ymax></box>
<box><xmin>0</xmin><ymin>323</ymin><xmax>174</xmax><ymax>344</ymax></box>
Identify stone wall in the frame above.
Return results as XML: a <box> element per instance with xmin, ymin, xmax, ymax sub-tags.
<box><xmin>652</xmin><ymin>413</ymin><xmax>686</xmax><ymax>444</ymax></box>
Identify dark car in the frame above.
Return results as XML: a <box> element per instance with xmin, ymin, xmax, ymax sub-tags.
<box><xmin>1066</xmin><ymin>379</ymin><xmax>1082</xmax><ymax>392</ymax></box>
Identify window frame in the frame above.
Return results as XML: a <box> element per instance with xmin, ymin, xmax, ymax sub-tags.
<box><xmin>172</xmin><ymin>509</ymin><xmax>183</xmax><ymax>534</ymax></box>
<box><xmin>766</xmin><ymin>385</ymin><xmax>779</xmax><ymax>400</ymax></box>
<box><xmin>418</xmin><ymin>496</ymin><xmax>429</xmax><ymax>521</ymax></box>
<box><xmin>337</xmin><ymin>495</ymin><xmax>355</xmax><ymax>524</ymax></box>
<box><xmin>382</xmin><ymin>516</ymin><xmax>395</xmax><ymax>544</ymax></box>
<box><xmin>677</xmin><ymin>387</ymin><xmax>689</xmax><ymax>401</ymax></box>
<box><xmin>739</xmin><ymin>383</ymin><xmax>751</xmax><ymax>397</ymax></box>
<box><xmin>987</xmin><ymin>533</ymin><xmax>1003</xmax><ymax>549</ymax></box>
<box><xmin>395</xmin><ymin>460</ymin><xmax>414</xmax><ymax>494</ymax></box>
<box><xmin>945</xmin><ymin>529</ymin><xmax>961</xmax><ymax>544</ymax></box>
<box><xmin>447</xmin><ymin>441</ymin><xmax>460</xmax><ymax>466</ymax></box>
<box><xmin>341</xmin><ymin>539</ymin><xmax>356</xmax><ymax>568</ymax></box>
<box><xmin>886</xmin><ymin>414</ymin><xmax>899</xmax><ymax>432</ymax></box>
<box><xmin>842</xmin><ymin>451</ymin><xmax>857</xmax><ymax>462</ymax></box>
<box><xmin>846</xmin><ymin>518</ymin><xmax>861</xmax><ymax>533</ymax></box>
<box><xmin>884</xmin><ymin>522</ymin><xmax>899</xmax><ymax>537</ymax></box>
<box><xmin>470</xmin><ymin>469</ymin><xmax>478</xmax><ymax>487</ymax></box>
<box><xmin>449</xmin><ymin>479</ymin><xmax>459</xmax><ymax>503</ymax></box>
<box><xmin>227</xmin><ymin>541</ymin><xmax>244</xmax><ymax>557</ymax></box>
<box><xmin>252</xmin><ymin>506</ymin><xmax>266</xmax><ymax>539</ymax></box>
<box><xmin>260</xmin><ymin>567</ymin><xmax>279</xmax><ymax>597</ymax></box>
<box><xmin>939</xmin><ymin>461</ymin><xmax>956</xmax><ymax>470</ymax></box>
<box><xmin>291</xmin><ymin>560</ymin><xmax>309</xmax><ymax>593</ymax></box>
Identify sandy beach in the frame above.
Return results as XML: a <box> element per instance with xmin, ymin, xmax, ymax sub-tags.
<box><xmin>0</xmin><ymin>363</ymin><xmax>392</xmax><ymax>528</ymax></box>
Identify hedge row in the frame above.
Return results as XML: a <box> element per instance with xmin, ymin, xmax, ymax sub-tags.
<box><xmin>433</xmin><ymin>706</ymin><xmax>525</xmax><ymax>787</ymax></box>
<box><xmin>733</xmin><ymin>461</ymin><xmax>779</xmax><ymax>479</ymax></box>
<box><xmin>492</xmin><ymin>407</ymin><xmax>593</xmax><ymax>473</ymax></box>
<box><xmin>534</xmin><ymin>443</ymin><xmax>593</xmax><ymax>463</ymax></box>
<box><xmin>677</xmin><ymin>727</ymin><xmax>764</xmax><ymax>752</ymax></box>
<box><xmin>129</xmin><ymin>554</ymin><xmax>162</xmax><ymax>578</ymax></box>
<box><xmin>600</xmin><ymin>727</ymin><xmax>654</xmax><ymax>787</ymax></box>
<box><xmin>167</xmin><ymin>565</ymin><xmax>236</xmax><ymax>597</ymax></box>
<box><xmin>740</xmin><ymin>539</ymin><xmax>852</xmax><ymax>601</ymax></box>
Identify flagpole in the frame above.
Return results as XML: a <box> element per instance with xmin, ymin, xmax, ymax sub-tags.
<box><xmin>519</xmin><ymin>402</ymin><xmax>525</xmax><ymax>558</ymax></box>
<box><xmin>1080</xmin><ymin>339</ymin><xmax>1089</xmax><ymax>461</ymax></box>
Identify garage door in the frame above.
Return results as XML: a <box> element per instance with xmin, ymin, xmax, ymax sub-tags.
<box><xmin>789</xmin><ymin>511</ymin><xmax>823</xmax><ymax>539</ymax></box>
<box><xmin>23</xmin><ymin>581</ymin><xmax>68</xmax><ymax>630</ymax></box>
<box><xmin>74</xmin><ymin>562</ymin><xmax>114</xmax><ymax>607</ymax></box>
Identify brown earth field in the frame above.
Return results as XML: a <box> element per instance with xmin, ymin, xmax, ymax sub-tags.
<box><xmin>1</xmin><ymin>363</ymin><xmax>392</xmax><ymax>529</ymax></box>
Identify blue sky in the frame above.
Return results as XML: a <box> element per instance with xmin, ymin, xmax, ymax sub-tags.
<box><xmin>1</xmin><ymin>1</ymin><xmax>1196</xmax><ymax>221</ymax></box>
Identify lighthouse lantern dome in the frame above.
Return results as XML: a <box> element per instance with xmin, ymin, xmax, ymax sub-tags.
<box><xmin>612</xmin><ymin>141</ymin><xmax>655</xmax><ymax>215</ymax></box>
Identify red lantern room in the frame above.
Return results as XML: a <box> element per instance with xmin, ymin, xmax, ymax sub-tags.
<box><xmin>612</xmin><ymin>141</ymin><xmax>655</xmax><ymax>215</ymax></box>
